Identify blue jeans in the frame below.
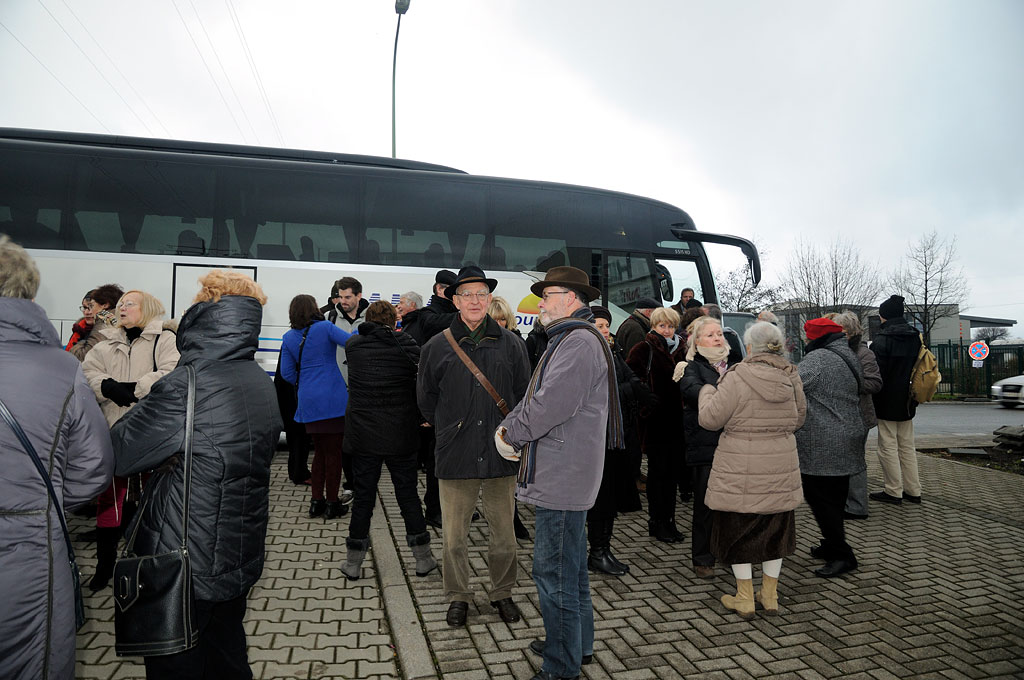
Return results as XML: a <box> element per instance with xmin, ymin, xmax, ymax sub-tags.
<box><xmin>533</xmin><ymin>507</ymin><xmax>593</xmax><ymax>678</ymax></box>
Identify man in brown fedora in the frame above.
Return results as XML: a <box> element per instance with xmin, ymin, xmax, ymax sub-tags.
<box><xmin>496</xmin><ymin>266</ymin><xmax>624</xmax><ymax>680</ymax></box>
<box><xmin>416</xmin><ymin>266</ymin><xmax>531</xmax><ymax>627</ymax></box>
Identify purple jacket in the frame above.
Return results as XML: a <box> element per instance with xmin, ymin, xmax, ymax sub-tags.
<box><xmin>502</xmin><ymin>329</ymin><xmax>610</xmax><ymax>511</ymax></box>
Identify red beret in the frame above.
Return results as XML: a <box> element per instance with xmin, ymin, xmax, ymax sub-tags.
<box><xmin>804</xmin><ymin>317</ymin><xmax>844</xmax><ymax>341</ymax></box>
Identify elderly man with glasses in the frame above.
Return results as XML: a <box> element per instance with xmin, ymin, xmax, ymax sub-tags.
<box><xmin>495</xmin><ymin>266</ymin><xmax>623</xmax><ymax>680</ymax></box>
<box><xmin>416</xmin><ymin>266</ymin><xmax>531</xmax><ymax>627</ymax></box>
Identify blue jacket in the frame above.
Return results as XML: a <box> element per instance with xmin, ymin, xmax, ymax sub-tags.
<box><xmin>280</xmin><ymin>320</ymin><xmax>353</xmax><ymax>423</ymax></box>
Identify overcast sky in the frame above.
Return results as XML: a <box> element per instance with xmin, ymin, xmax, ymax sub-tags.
<box><xmin>2</xmin><ymin>0</ymin><xmax>1022</xmax><ymax>335</ymax></box>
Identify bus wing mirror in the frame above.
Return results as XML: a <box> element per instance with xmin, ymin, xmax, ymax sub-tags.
<box><xmin>654</xmin><ymin>263</ymin><xmax>674</xmax><ymax>302</ymax></box>
<box><xmin>669</xmin><ymin>227</ymin><xmax>761</xmax><ymax>286</ymax></box>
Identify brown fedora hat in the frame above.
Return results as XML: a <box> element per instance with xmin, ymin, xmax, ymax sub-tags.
<box><xmin>530</xmin><ymin>266</ymin><xmax>601</xmax><ymax>301</ymax></box>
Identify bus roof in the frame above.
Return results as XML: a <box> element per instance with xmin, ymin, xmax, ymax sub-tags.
<box><xmin>0</xmin><ymin>127</ymin><xmax>466</xmax><ymax>175</ymax></box>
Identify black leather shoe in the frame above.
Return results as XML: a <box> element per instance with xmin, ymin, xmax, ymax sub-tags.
<box><xmin>809</xmin><ymin>544</ymin><xmax>828</xmax><ymax>560</ymax></box>
<box><xmin>815</xmin><ymin>559</ymin><xmax>858</xmax><ymax>578</ymax></box>
<box><xmin>588</xmin><ymin>548</ymin><xmax>628</xmax><ymax>576</ymax></box>
<box><xmin>529</xmin><ymin>671</ymin><xmax>580</xmax><ymax>680</ymax></box>
<box><xmin>446</xmin><ymin>601</ymin><xmax>468</xmax><ymax>626</ymax></box>
<box><xmin>425</xmin><ymin>513</ymin><xmax>442</xmax><ymax>529</ymax></box>
<box><xmin>325</xmin><ymin>501</ymin><xmax>349</xmax><ymax>519</ymax></box>
<box><xmin>491</xmin><ymin>597</ymin><xmax>521</xmax><ymax>623</ymax></box>
<box><xmin>309</xmin><ymin>500</ymin><xmax>327</xmax><ymax>518</ymax></box>
<box><xmin>528</xmin><ymin>639</ymin><xmax>592</xmax><ymax>665</ymax></box>
<box><xmin>902</xmin><ymin>492</ymin><xmax>922</xmax><ymax>504</ymax></box>
<box><xmin>649</xmin><ymin>522</ymin><xmax>683</xmax><ymax>543</ymax></box>
<box><xmin>869</xmin><ymin>491</ymin><xmax>902</xmax><ymax>505</ymax></box>
<box><xmin>607</xmin><ymin>552</ymin><xmax>631</xmax><ymax>575</ymax></box>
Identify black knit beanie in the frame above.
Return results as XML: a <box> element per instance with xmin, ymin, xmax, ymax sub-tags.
<box><xmin>879</xmin><ymin>295</ymin><xmax>905</xmax><ymax>319</ymax></box>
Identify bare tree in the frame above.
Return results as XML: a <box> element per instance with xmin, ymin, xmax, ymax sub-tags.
<box><xmin>778</xmin><ymin>237</ymin><xmax>883</xmax><ymax>318</ymax></box>
<box><xmin>889</xmin><ymin>231</ymin><xmax>969</xmax><ymax>346</ymax></box>
<box><xmin>974</xmin><ymin>327</ymin><xmax>1009</xmax><ymax>345</ymax></box>
<box><xmin>714</xmin><ymin>241</ymin><xmax>783</xmax><ymax>312</ymax></box>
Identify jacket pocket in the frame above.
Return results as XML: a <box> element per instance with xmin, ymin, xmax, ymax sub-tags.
<box><xmin>435</xmin><ymin>418</ymin><xmax>464</xmax><ymax>449</ymax></box>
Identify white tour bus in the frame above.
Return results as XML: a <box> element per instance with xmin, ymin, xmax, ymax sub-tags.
<box><xmin>0</xmin><ymin>128</ymin><xmax>760</xmax><ymax>374</ymax></box>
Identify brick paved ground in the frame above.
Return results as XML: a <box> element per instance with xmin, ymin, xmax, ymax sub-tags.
<box><xmin>72</xmin><ymin>459</ymin><xmax>397</xmax><ymax>680</ymax></box>
<box><xmin>72</xmin><ymin>440</ymin><xmax>1024</xmax><ymax>679</ymax></box>
<box><xmin>390</xmin><ymin>446</ymin><xmax>1024</xmax><ymax>680</ymax></box>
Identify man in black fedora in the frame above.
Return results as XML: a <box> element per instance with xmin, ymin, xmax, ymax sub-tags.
<box><xmin>496</xmin><ymin>266</ymin><xmax>623</xmax><ymax>680</ymax></box>
<box><xmin>416</xmin><ymin>266</ymin><xmax>531</xmax><ymax>627</ymax></box>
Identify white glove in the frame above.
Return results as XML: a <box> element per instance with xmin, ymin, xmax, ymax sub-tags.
<box><xmin>494</xmin><ymin>426</ymin><xmax>521</xmax><ymax>462</ymax></box>
<box><xmin>672</xmin><ymin>361</ymin><xmax>688</xmax><ymax>383</ymax></box>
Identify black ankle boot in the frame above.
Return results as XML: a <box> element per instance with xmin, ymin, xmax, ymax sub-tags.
<box><xmin>588</xmin><ymin>547</ymin><xmax>628</xmax><ymax>576</ymax></box>
<box><xmin>89</xmin><ymin>526</ymin><xmax>120</xmax><ymax>592</ymax></box>
<box><xmin>309</xmin><ymin>500</ymin><xmax>327</xmax><ymax>518</ymax></box>
<box><xmin>325</xmin><ymin>501</ymin><xmax>349</xmax><ymax>519</ymax></box>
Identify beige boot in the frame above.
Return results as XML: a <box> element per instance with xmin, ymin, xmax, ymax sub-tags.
<box><xmin>721</xmin><ymin>578</ymin><xmax>756</xmax><ymax>620</ymax></box>
<box><xmin>757</xmin><ymin>575</ymin><xmax>779</xmax><ymax>616</ymax></box>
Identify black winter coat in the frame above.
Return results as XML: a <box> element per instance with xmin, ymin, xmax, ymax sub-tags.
<box><xmin>525</xmin><ymin>323</ymin><xmax>548</xmax><ymax>370</ymax></box>
<box><xmin>871</xmin><ymin>317</ymin><xmax>921</xmax><ymax>421</ymax></box>
<box><xmin>612</xmin><ymin>345</ymin><xmax>656</xmax><ymax>451</ymax></box>
<box><xmin>344</xmin><ymin>322</ymin><xmax>422</xmax><ymax>457</ymax></box>
<box><xmin>680</xmin><ymin>352</ymin><xmax>739</xmax><ymax>466</ymax></box>
<box><xmin>417</xmin><ymin>315</ymin><xmax>531</xmax><ymax>479</ymax></box>
<box><xmin>110</xmin><ymin>296</ymin><xmax>283</xmax><ymax>602</ymax></box>
<box><xmin>626</xmin><ymin>331</ymin><xmax>686</xmax><ymax>456</ymax></box>
<box><xmin>403</xmin><ymin>295</ymin><xmax>457</xmax><ymax>347</ymax></box>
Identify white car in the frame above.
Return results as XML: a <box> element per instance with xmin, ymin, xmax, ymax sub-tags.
<box><xmin>991</xmin><ymin>375</ymin><xmax>1024</xmax><ymax>408</ymax></box>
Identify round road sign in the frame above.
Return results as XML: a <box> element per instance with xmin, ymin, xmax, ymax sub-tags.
<box><xmin>968</xmin><ymin>341</ymin><xmax>990</xmax><ymax>361</ymax></box>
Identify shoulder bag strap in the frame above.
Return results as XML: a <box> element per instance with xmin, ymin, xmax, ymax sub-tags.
<box><xmin>0</xmin><ymin>392</ymin><xmax>78</xmax><ymax>574</ymax></box>
<box><xmin>294</xmin><ymin>326</ymin><xmax>311</xmax><ymax>392</ymax></box>
<box><xmin>824</xmin><ymin>346</ymin><xmax>863</xmax><ymax>393</ymax></box>
<box><xmin>180</xmin><ymin>365</ymin><xmax>196</xmax><ymax>551</ymax></box>
<box><xmin>442</xmin><ymin>328</ymin><xmax>509</xmax><ymax>416</ymax></box>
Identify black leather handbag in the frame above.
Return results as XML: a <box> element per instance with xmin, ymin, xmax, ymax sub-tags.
<box><xmin>113</xmin><ymin>365</ymin><xmax>199</xmax><ymax>657</ymax></box>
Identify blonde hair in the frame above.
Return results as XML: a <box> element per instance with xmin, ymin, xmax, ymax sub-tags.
<box><xmin>0</xmin><ymin>235</ymin><xmax>40</xmax><ymax>299</ymax></box>
<box><xmin>685</xmin><ymin>316</ymin><xmax>722</xmax><ymax>359</ymax></box>
<box><xmin>650</xmin><ymin>306</ymin><xmax>680</xmax><ymax>329</ymax></box>
<box><xmin>118</xmin><ymin>290</ymin><xmax>166</xmax><ymax>328</ymax></box>
<box><xmin>488</xmin><ymin>296</ymin><xmax>518</xmax><ymax>331</ymax></box>
<box><xmin>193</xmin><ymin>269</ymin><xmax>267</xmax><ymax>305</ymax></box>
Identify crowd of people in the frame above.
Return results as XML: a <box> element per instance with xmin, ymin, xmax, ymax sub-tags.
<box><xmin>0</xmin><ymin>231</ymin><xmax>926</xmax><ymax>680</ymax></box>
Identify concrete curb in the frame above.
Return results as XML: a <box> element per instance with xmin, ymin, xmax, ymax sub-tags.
<box><xmin>369</xmin><ymin>494</ymin><xmax>439</xmax><ymax>680</ymax></box>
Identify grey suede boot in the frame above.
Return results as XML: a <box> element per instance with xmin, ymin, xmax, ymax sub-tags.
<box><xmin>340</xmin><ymin>538</ymin><xmax>370</xmax><ymax>581</ymax></box>
<box><xmin>407</xmin><ymin>532</ymin><xmax>437</xmax><ymax>577</ymax></box>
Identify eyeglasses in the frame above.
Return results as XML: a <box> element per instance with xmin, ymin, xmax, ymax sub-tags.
<box><xmin>455</xmin><ymin>292</ymin><xmax>491</xmax><ymax>301</ymax></box>
<box><xmin>118</xmin><ymin>301</ymin><xmax>139</xmax><ymax>309</ymax></box>
<box><xmin>541</xmin><ymin>290</ymin><xmax>572</xmax><ymax>302</ymax></box>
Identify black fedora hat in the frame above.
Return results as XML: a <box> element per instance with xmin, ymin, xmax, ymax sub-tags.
<box><xmin>530</xmin><ymin>266</ymin><xmax>601</xmax><ymax>301</ymax></box>
<box><xmin>444</xmin><ymin>265</ymin><xmax>498</xmax><ymax>300</ymax></box>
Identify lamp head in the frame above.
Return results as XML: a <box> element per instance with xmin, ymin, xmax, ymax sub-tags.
<box><xmin>396</xmin><ymin>0</ymin><xmax>410</xmax><ymax>14</ymax></box>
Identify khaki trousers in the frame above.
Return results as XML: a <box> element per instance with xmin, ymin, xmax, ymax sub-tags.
<box><xmin>439</xmin><ymin>476</ymin><xmax>518</xmax><ymax>603</ymax></box>
<box><xmin>876</xmin><ymin>419</ymin><xmax>921</xmax><ymax>497</ymax></box>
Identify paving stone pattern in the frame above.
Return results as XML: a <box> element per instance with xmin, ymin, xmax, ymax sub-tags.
<box><xmin>72</xmin><ymin>460</ymin><xmax>398</xmax><ymax>680</ymax></box>
<box><xmin>72</xmin><ymin>445</ymin><xmax>1024</xmax><ymax>679</ymax></box>
<box><xmin>391</xmin><ymin>449</ymin><xmax>1024</xmax><ymax>679</ymax></box>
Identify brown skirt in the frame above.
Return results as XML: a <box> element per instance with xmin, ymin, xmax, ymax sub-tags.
<box><xmin>711</xmin><ymin>510</ymin><xmax>796</xmax><ymax>565</ymax></box>
<box><xmin>304</xmin><ymin>415</ymin><xmax>345</xmax><ymax>435</ymax></box>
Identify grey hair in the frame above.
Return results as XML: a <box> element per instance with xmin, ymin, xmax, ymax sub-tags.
<box><xmin>757</xmin><ymin>310</ymin><xmax>779</xmax><ymax>325</ymax></box>
<box><xmin>831</xmin><ymin>311</ymin><xmax>863</xmax><ymax>338</ymax></box>
<box><xmin>400</xmin><ymin>291</ymin><xmax>423</xmax><ymax>309</ymax></box>
<box><xmin>0</xmin><ymin>235</ymin><xmax>41</xmax><ymax>299</ymax></box>
<box><xmin>744</xmin><ymin>321</ymin><xmax>785</xmax><ymax>355</ymax></box>
<box><xmin>702</xmin><ymin>303</ymin><xmax>723</xmax><ymax>320</ymax></box>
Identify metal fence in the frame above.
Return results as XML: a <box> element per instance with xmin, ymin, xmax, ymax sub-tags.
<box><xmin>933</xmin><ymin>342</ymin><xmax>1024</xmax><ymax>397</ymax></box>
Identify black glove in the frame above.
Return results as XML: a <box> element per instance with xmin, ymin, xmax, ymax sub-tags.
<box><xmin>101</xmin><ymin>379</ymin><xmax>139</xmax><ymax>407</ymax></box>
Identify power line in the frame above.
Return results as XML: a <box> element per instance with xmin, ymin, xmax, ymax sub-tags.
<box><xmin>189</xmin><ymin>0</ymin><xmax>260</xmax><ymax>145</ymax></box>
<box><xmin>59</xmin><ymin>0</ymin><xmax>171</xmax><ymax>137</ymax></box>
<box><xmin>225</xmin><ymin>0</ymin><xmax>283</xmax><ymax>146</ymax></box>
<box><xmin>0</xmin><ymin>19</ymin><xmax>109</xmax><ymax>131</ymax></box>
<box><xmin>172</xmin><ymin>0</ymin><xmax>249</xmax><ymax>143</ymax></box>
<box><xmin>36</xmin><ymin>0</ymin><xmax>152</xmax><ymax>135</ymax></box>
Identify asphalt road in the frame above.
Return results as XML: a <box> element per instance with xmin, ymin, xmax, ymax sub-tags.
<box><xmin>909</xmin><ymin>401</ymin><xmax>1023</xmax><ymax>436</ymax></box>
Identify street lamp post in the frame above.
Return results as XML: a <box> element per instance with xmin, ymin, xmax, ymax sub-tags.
<box><xmin>392</xmin><ymin>0</ymin><xmax>411</xmax><ymax>159</ymax></box>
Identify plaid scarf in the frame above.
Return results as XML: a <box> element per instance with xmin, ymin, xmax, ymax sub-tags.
<box><xmin>517</xmin><ymin>306</ymin><xmax>624</xmax><ymax>488</ymax></box>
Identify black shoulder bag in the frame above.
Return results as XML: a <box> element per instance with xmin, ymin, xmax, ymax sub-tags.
<box><xmin>0</xmin><ymin>394</ymin><xmax>87</xmax><ymax>631</ymax></box>
<box><xmin>113</xmin><ymin>364</ymin><xmax>199</xmax><ymax>657</ymax></box>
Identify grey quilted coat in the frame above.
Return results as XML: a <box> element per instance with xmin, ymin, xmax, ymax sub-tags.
<box><xmin>0</xmin><ymin>297</ymin><xmax>114</xmax><ymax>679</ymax></box>
<box><xmin>794</xmin><ymin>335</ymin><xmax>868</xmax><ymax>476</ymax></box>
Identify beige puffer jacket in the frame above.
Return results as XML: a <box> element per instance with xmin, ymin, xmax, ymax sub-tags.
<box><xmin>82</xmin><ymin>318</ymin><xmax>180</xmax><ymax>426</ymax></box>
<box><xmin>697</xmin><ymin>352</ymin><xmax>806</xmax><ymax>514</ymax></box>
